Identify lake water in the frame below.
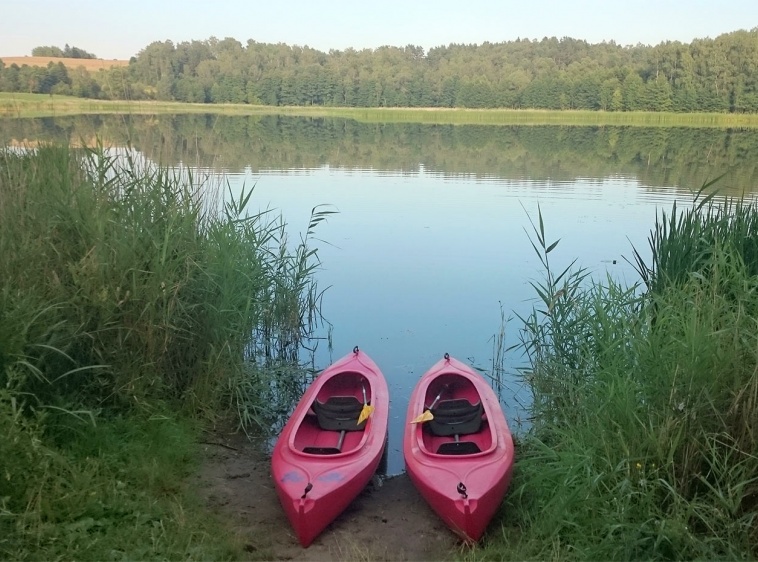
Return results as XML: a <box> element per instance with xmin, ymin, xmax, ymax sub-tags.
<box><xmin>4</xmin><ymin>114</ymin><xmax>758</xmax><ymax>474</ymax></box>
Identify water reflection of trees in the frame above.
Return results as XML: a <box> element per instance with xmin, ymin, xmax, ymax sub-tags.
<box><xmin>2</xmin><ymin>115</ymin><xmax>757</xmax><ymax>194</ymax></box>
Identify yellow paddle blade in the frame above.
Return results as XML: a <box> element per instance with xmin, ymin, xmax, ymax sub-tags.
<box><xmin>410</xmin><ymin>409</ymin><xmax>434</xmax><ymax>424</ymax></box>
<box><xmin>357</xmin><ymin>404</ymin><xmax>375</xmax><ymax>425</ymax></box>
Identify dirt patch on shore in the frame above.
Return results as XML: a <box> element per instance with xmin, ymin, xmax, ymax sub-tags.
<box><xmin>195</xmin><ymin>430</ymin><xmax>462</xmax><ymax>561</ymax></box>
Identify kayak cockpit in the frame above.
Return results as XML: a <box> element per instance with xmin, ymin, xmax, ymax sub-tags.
<box><xmin>292</xmin><ymin>372</ymin><xmax>372</xmax><ymax>456</ymax></box>
<box><xmin>420</xmin><ymin>374</ymin><xmax>493</xmax><ymax>456</ymax></box>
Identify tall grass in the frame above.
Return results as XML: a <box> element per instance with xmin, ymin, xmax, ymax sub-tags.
<box><xmin>0</xmin><ymin>143</ymin><xmax>325</xmax><ymax>414</ymax></box>
<box><xmin>633</xmin><ymin>183</ymin><xmax>758</xmax><ymax>296</ymax></box>
<box><xmin>471</xmin><ymin>201</ymin><xmax>758</xmax><ymax>560</ymax></box>
<box><xmin>0</xmin><ymin>144</ymin><xmax>326</xmax><ymax>557</ymax></box>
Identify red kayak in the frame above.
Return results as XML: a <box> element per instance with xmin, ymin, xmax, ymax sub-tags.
<box><xmin>271</xmin><ymin>347</ymin><xmax>389</xmax><ymax>547</ymax></box>
<box><xmin>403</xmin><ymin>353</ymin><xmax>515</xmax><ymax>542</ymax></box>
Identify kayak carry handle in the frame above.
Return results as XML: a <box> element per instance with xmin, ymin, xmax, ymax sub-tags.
<box><xmin>444</xmin><ymin>352</ymin><xmax>450</xmax><ymax>361</ymax></box>
<box><xmin>302</xmin><ymin>482</ymin><xmax>313</xmax><ymax>499</ymax></box>
<box><xmin>353</xmin><ymin>346</ymin><xmax>359</xmax><ymax>354</ymax></box>
<box><xmin>457</xmin><ymin>482</ymin><xmax>468</xmax><ymax>499</ymax></box>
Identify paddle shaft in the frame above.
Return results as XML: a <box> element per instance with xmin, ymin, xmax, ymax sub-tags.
<box><xmin>336</xmin><ymin>429</ymin><xmax>346</xmax><ymax>450</ymax></box>
<box><xmin>428</xmin><ymin>388</ymin><xmax>445</xmax><ymax>410</ymax></box>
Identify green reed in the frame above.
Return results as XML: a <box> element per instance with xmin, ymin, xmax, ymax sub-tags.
<box><xmin>469</xmin><ymin>203</ymin><xmax>758</xmax><ymax>560</ymax></box>
<box><xmin>0</xmin><ymin>144</ymin><xmax>325</xmax><ymax>557</ymax></box>
<box><xmin>632</xmin><ymin>183</ymin><xmax>758</xmax><ymax>296</ymax></box>
<box><xmin>0</xmin><ymin>144</ymin><xmax>325</xmax><ymax>411</ymax></box>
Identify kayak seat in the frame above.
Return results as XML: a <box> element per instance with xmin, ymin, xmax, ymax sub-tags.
<box><xmin>428</xmin><ymin>399</ymin><xmax>483</xmax><ymax>437</ymax></box>
<box><xmin>311</xmin><ymin>395</ymin><xmax>367</xmax><ymax>432</ymax></box>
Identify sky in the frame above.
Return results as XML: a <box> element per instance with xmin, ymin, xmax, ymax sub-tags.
<box><xmin>1</xmin><ymin>0</ymin><xmax>756</xmax><ymax>60</ymax></box>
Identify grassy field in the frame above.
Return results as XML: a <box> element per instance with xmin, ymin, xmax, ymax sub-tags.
<box><xmin>1</xmin><ymin>411</ymin><xmax>245</xmax><ymax>559</ymax></box>
<box><xmin>0</xmin><ymin>56</ymin><xmax>129</xmax><ymax>70</ymax></box>
<box><xmin>3</xmin><ymin>92</ymin><xmax>758</xmax><ymax>127</ymax></box>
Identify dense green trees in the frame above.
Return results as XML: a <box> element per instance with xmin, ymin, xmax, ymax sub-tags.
<box><xmin>4</xmin><ymin>28</ymin><xmax>758</xmax><ymax>112</ymax></box>
<box><xmin>0</xmin><ymin>60</ymin><xmax>72</xmax><ymax>94</ymax></box>
<box><xmin>31</xmin><ymin>44</ymin><xmax>97</xmax><ymax>59</ymax></box>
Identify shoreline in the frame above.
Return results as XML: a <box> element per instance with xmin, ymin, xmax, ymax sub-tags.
<box><xmin>3</xmin><ymin>93</ymin><xmax>758</xmax><ymax>128</ymax></box>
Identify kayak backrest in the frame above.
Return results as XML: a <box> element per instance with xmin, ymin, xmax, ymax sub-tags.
<box><xmin>312</xmin><ymin>396</ymin><xmax>366</xmax><ymax>432</ymax></box>
<box><xmin>428</xmin><ymin>399</ymin><xmax>483</xmax><ymax>437</ymax></box>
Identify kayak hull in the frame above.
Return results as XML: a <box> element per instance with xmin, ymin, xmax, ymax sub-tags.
<box><xmin>403</xmin><ymin>354</ymin><xmax>515</xmax><ymax>542</ymax></box>
<box><xmin>271</xmin><ymin>348</ymin><xmax>389</xmax><ymax>547</ymax></box>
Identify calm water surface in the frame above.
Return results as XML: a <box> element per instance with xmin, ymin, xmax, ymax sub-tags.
<box><xmin>224</xmin><ymin>167</ymin><xmax>707</xmax><ymax>473</ymax></box>
<box><xmin>5</xmin><ymin>115</ymin><xmax>758</xmax><ymax>474</ymax></box>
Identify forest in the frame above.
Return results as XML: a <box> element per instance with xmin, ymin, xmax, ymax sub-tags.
<box><xmin>1</xmin><ymin>28</ymin><xmax>758</xmax><ymax>112</ymax></box>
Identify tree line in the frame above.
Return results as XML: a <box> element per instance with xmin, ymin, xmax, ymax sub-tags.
<box><xmin>2</xmin><ymin>28</ymin><xmax>758</xmax><ymax>112</ymax></box>
<box><xmin>31</xmin><ymin>44</ymin><xmax>97</xmax><ymax>59</ymax></box>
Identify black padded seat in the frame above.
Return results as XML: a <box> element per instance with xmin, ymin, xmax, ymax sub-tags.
<box><xmin>302</xmin><ymin>395</ymin><xmax>366</xmax><ymax>455</ymax></box>
<box><xmin>311</xmin><ymin>395</ymin><xmax>366</xmax><ymax>432</ymax></box>
<box><xmin>428</xmin><ymin>398</ymin><xmax>483</xmax><ymax>437</ymax></box>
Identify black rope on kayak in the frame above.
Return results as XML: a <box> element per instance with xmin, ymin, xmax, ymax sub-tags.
<box><xmin>353</xmin><ymin>346</ymin><xmax>359</xmax><ymax>354</ymax></box>
<box><xmin>457</xmin><ymin>482</ymin><xmax>468</xmax><ymax>499</ymax></box>
<box><xmin>301</xmin><ymin>483</ymin><xmax>313</xmax><ymax>499</ymax></box>
<box><xmin>444</xmin><ymin>352</ymin><xmax>450</xmax><ymax>361</ymax></box>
